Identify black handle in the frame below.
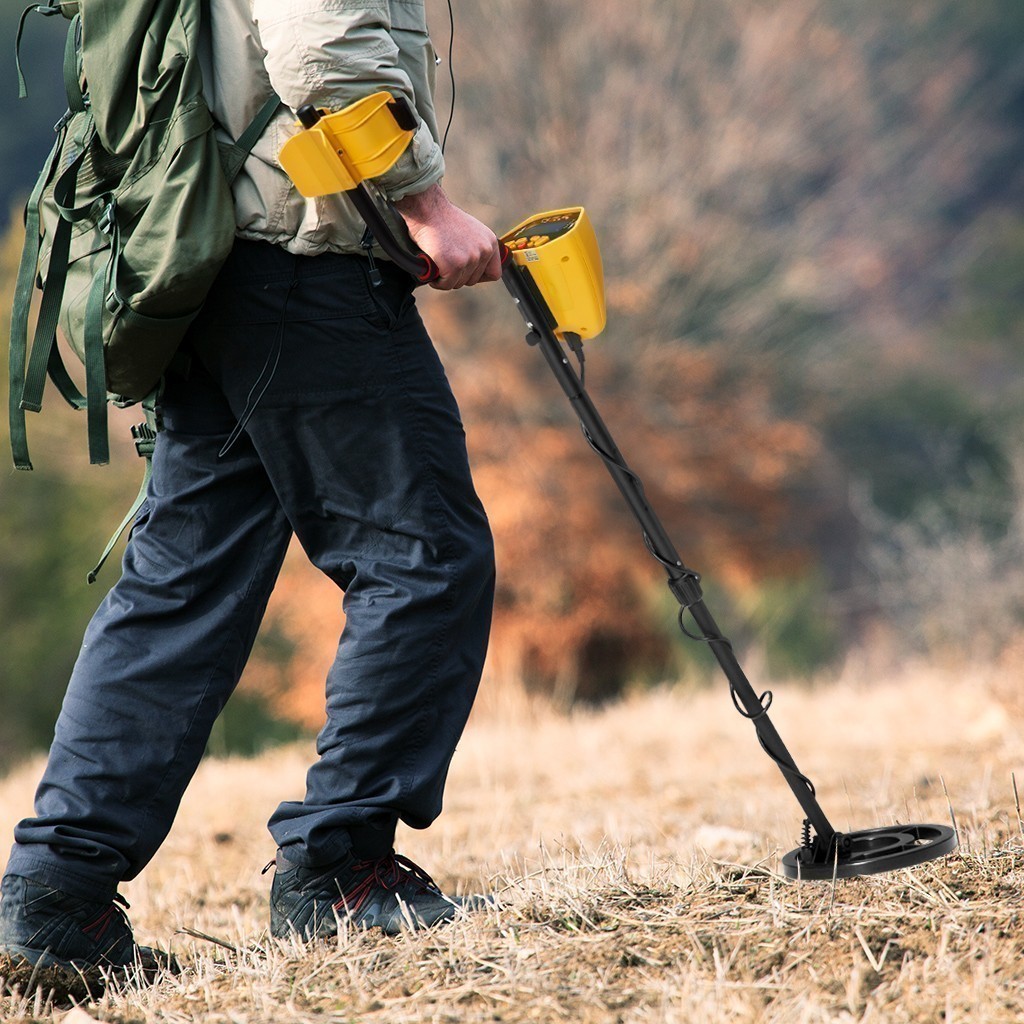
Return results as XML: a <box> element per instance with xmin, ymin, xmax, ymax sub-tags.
<box><xmin>349</xmin><ymin>183</ymin><xmax>512</xmax><ymax>286</ymax></box>
<box><xmin>346</xmin><ymin>185</ymin><xmax>440</xmax><ymax>284</ymax></box>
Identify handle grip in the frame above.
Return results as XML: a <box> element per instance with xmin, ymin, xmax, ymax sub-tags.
<box><xmin>411</xmin><ymin>243</ymin><xmax>511</xmax><ymax>285</ymax></box>
<box><xmin>348</xmin><ymin>181</ymin><xmax>510</xmax><ymax>287</ymax></box>
<box><xmin>413</xmin><ymin>251</ymin><xmax>440</xmax><ymax>284</ymax></box>
<box><xmin>411</xmin><ymin>243</ymin><xmax>510</xmax><ymax>285</ymax></box>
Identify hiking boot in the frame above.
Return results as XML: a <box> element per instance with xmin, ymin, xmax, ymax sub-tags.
<box><xmin>0</xmin><ymin>874</ymin><xmax>176</xmax><ymax>1000</ymax></box>
<box><xmin>269</xmin><ymin>849</ymin><xmax>478</xmax><ymax>939</ymax></box>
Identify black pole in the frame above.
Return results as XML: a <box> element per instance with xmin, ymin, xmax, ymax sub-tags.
<box><xmin>502</xmin><ymin>262</ymin><xmax>837</xmax><ymax>845</ymax></box>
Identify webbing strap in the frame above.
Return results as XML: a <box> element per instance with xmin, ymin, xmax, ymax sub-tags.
<box><xmin>82</xmin><ymin>267</ymin><xmax>111</xmax><ymax>465</ymax></box>
<box><xmin>9</xmin><ymin>125</ymin><xmax>65</xmax><ymax>470</ymax></box>
<box><xmin>45</xmin><ymin>344</ymin><xmax>88</xmax><ymax>411</ymax></box>
<box><xmin>19</xmin><ymin>4</ymin><xmax>87</xmax><ymax>419</ymax></box>
<box><xmin>18</xmin><ymin>146</ymin><xmax>87</xmax><ymax>417</ymax></box>
<box><xmin>220</xmin><ymin>93</ymin><xmax>281</xmax><ymax>185</ymax></box>
<box><xmin>86</xmin><ymin>455</ymin><xmax>148</xmax><ymax>583</ymax></box>
<box><xmin>87</xmin><ymin>394</ymin><xmax>159</xmax><ymax>583</ymax></box>
<box><xmin>15</xmin><ymin>2</ymin><xmax>64</xmax><ymax>100</ymax></box>
<box><xmin>19</xmin><ymin>215</ymin><xmax>72</xmax><ymax>414</ymax></box>
<box><xmin>62</xmin><ymin>13</ymin><xmax>85</xmax><ymax>115</ymax></box>
<box><xmin>17</xmin><ymin>140</ymin><xmax>110</xmax><ymax>466</ymax></box>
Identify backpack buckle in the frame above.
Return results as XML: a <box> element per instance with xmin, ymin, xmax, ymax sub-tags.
<box><xmin>105</xmin><ymin>289</ymin><xmax>126</xmax><ymax>318</ymax></box>
<box><xmin>96</xmin><ymin>198</ymin><xmax>117</xmax><ymax>236</ymax></box>
<box><xmin>130</xmin><ymin>421</ymin><xmax>158</xmax><ymax>459</ymax></box>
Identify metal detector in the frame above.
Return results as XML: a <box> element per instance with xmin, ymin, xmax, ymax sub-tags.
<box><xmin>278</xmin><ymin>95</ymin><xmax>957</xmax><ymax>880</ymax></box>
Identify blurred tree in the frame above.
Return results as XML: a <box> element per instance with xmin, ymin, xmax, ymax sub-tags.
<box><xmin>3</xmin><ymin>0</ymin><xmax>1023</xmax><ymax>743</ymax></box>
<box><xmin>826</xmin><ymin>377</ymin><xmax>1013</xmax><ymax>535</ymax></box>
<box><xmin>242</xmin><ymin>0</ymin><xmax>1024</xmax><ymax>714</ymax></box>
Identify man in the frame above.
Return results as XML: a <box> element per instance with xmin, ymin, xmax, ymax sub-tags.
<box><xmin>0</xmin><ymin>0</ymin><xmax>500</xmax><ymax>988</ymax></box>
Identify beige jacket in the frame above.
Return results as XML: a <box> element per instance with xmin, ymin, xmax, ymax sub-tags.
<box><xmin>201</xmin><ymin>0</ymin><xmax>445</xmax><ymax>255</ymax></box>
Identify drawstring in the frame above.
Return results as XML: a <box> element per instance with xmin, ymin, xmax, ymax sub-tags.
<box><xmin>218</xmin><ymin>275</ymin><xmax>298</xmax><ymax>458</ymax></box>
<box><xmin>360</xmin><ymin>227</ymin><xmax>383</xmax><ymax>287</ymax></box>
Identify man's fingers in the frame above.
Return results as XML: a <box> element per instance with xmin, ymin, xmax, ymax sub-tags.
<box><xmin>461</xmin><ymin>248</ymin><xmax>501</xmax><ymax>288</ymax></box>
<box><xmin>481</xmin><ymin>245</ymin><xmax>503</xmax><ymax>282</ymax></box>
<box><xmin>394</xmin><ymin>187</ymin><xmax>503</xmax><ymax>291</ymax></box>
<box><xmin>430</xmin><ymin>240</ymin><xmax>502</xmax><ymax>290</ymax></box>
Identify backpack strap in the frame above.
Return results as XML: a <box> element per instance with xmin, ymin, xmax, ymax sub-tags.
<box><xmin>18</xmin><ymin>147</ymin><xmax>90</xmax><ymax>417</ymax></box>
<box><xmin>8</xmin><ymin>124</ymin><xmax>68</xmax><ymax>470</ymax></box>
<box><xmin>87</xmin><ymin>393</ymin><xmax>160</xmax><ymax>584</ymax></box>
<box><xmin>61</xmin><ymin>10</ymin><xmax>86</xmax><ymax>116</ymax></box>
<box><xmin>10</xmin><ymin>12</ymin><xmax>99</xmax><ymax>468</ymax></box>
<box><xmin>219</xmin><ymin>93</ymin><xmax>281</xmax><ymax>185</ymax></box>
<box><xmin>15</xmin><ymin>2</ymin><xmax>67</xmax><ymax>99</ymax></box>
<box><xmin>17</xmin><ymin>143</ymin><xmax>112</xmax><ymax>466</ymax></box>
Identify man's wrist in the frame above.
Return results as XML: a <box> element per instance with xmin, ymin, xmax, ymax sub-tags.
<box><xmin>393</xmin><ymin>183</ymin><xmax>451</xmax><ymax>224</ymax></box>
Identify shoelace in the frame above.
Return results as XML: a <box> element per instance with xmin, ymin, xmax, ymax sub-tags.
<box><xmin>80</xmin><ymin>893</ymin><xmax>131</xmax><ymax>945</ymax></box>
<box><xmin>335</xmin><ymin>853</ymin><xmax>442</xmax><ymax>915</ymax></box>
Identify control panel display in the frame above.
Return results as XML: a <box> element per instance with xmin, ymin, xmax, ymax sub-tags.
<box><xmin>504</xmin><ymin>212</ymin><xmax>579</xmax><ymax>251</ymax></box>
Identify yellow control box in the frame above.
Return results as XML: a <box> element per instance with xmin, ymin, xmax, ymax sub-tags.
<box><xmin>278</xmin><ymin>92</ymin><xmax>414</xmax><ymax>197</ymax></box>
<box><xmin>501</xmin><ymin>208</ymin><xmax>606</xmax><ymax>341</ymax></box>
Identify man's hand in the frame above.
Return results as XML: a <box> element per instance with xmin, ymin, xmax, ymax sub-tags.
<box><xmin>394</xmin><ymin>184</ymin><xmax>502</xmax><ymax>290</ymax></box>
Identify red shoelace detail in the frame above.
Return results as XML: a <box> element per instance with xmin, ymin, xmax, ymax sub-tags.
<box><xmin>81</xmin><ymin>895</ymin><xmax>129</xmax><ymax>943</ymax></box>
<box><xmin>82</xmin><ymin>905</ymin><xmax>118</xmax><ymax>942</ymax></box>
<box><xmin>333</xmin><ymin>853</ymin><xmax>442</xmax><ymax>916</ymax></box>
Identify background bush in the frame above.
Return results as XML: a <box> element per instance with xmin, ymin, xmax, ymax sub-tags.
<box><xmin>2</xmin><ymin>0</ymin><xmax>1022</xmax><ymax>765</ymax></box>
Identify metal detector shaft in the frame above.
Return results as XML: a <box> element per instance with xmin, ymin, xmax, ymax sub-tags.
<box><xmin>502</xmin><ymin>262</ymin><xmax>837</xmax><ymax>846</ymax></box>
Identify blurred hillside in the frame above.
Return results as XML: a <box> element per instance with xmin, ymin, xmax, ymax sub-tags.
<box><xmin>1</xmin><ymin>0</ymin><xmax>1022</xmax><ymax>763</ymax></box>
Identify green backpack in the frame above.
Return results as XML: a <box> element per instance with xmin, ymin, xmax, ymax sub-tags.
<box><xmin>10</xmin><ymin>0</ymin><xmax>278</xmax><ymax>472</ymax></box>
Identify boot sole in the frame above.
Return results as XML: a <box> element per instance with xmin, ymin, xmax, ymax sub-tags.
<box><xmin>0</xmin><ymin>948</ymin><xmax>104</xmax><ymax>1001</ymax></box>
<box><xmin>0</xmin><ymin>945</ymin><xmax>177</xmax><ymax>1002</ymax></box>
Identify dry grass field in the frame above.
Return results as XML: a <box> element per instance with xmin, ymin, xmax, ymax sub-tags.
<box><xmin>2</xmin><ymin>660</ymin><xmax>1024</xmax><ymax>1023</ymax></box>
